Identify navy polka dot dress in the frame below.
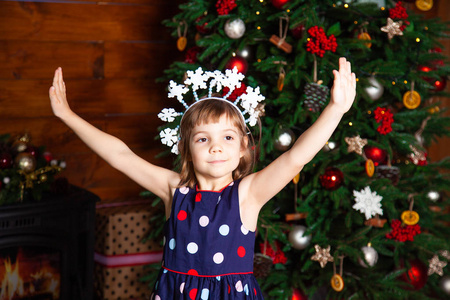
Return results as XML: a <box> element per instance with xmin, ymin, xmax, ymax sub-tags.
<box><xmin>151</xmin><ymin>180</ymin><xmax>264</xmax><ymax>299</ymax></box>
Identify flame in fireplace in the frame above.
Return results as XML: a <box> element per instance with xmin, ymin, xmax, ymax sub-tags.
<box><xmin>0</xmin><ymin>258</ymin><xmax>24</xmax><ymax>300</ymax></box>
<box><xmin>0</xmin><ymin>251</ymin><xmax>60</xmax><ymax>300</ymax></box>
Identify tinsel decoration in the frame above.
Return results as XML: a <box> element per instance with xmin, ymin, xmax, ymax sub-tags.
<box><xmin>304</xmin><ymin>82</ymin><xmax>329</xmax><ymax>112</ymax></box>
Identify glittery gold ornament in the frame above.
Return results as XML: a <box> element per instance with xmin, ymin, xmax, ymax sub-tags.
<box><xmin>381</xmin><ymin>18</ymin><xmax>403</xmax><ymax>40</ymax></box>
<box><xmin>15</xmin><ymin>152</ymin><xmax>36</xmax><ymax>173</ymax></box>
<box><xmin>403</xmin><ymin>91</ymin><xmax>421</xmax><ymax>109</ymax></box>
<box><xmin>311</xmin><ymin>245</ymin><xmax>334</xmax><ymax>268</ymax></box>
<box><xmin>345</xmin><ymin>135</ymin><xmax>368</xmax><ymax>155</ymax></box>
<box><xmin>358</xmin><ymin>32</ymin><xmax>372</xmax><ymax>48</ymax></box>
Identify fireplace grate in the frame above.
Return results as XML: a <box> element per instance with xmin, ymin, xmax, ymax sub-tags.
<box><xmin>0</xmin><ymin>216</ymin><xmax>40</xmax><ymax>230</ymax></box>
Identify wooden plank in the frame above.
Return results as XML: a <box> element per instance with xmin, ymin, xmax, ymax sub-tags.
<box><xmin>104</xmin><ymin>42</ymin><xmax>180</xmax><ymax>79</ymax></box>
<box><xmin>0</xmin><ymin>40</ymin><xmax>179</xmax><ymax>80</ymax></box>
<box><xmin>0</xmin><ymin>78</ymin><xmax>168</xmax><ymax>118</ymax></box>
<box><xmin>0</xmin><ymin>1</ymin><xmax>176</xmax><ymax>42</ymax></box>
<box><xmin>0</xmin><ymin>40</ymin><xmax>104</xmax><ymax>80</ymax></box>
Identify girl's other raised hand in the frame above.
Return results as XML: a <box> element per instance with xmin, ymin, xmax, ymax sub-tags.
<box><xmin>49</xmin><ymin>67</ymin><xmax>73</xmax><ymax>120</ymax></box>
<box><xmin>330</xmin><ymin>57</ymin><xmax>357</xmax><ymax>114</ymax></box>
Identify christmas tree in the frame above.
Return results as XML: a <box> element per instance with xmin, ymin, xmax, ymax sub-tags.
<box><xmin>152</xmin><ymin>0</ymin><xmax>450</xmax><ymax>298</ymax></box>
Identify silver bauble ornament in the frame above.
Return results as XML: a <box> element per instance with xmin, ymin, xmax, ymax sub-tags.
<box><xmin>323</xmin><ymin>141</ymin><xmax>337</xmax><ymax>152</ymax></box>
<box><xmin>427</xmin><ymin>190</ymin><xmax>440</xmax><ymax>202</ymax></box>
<box><xmin>440</xmin><ymin>275</ymin><xmax>450</xmax><ymax>296</ymax></box>
<box><xmin>224</xmin><ymin>18</ymin><xmax>246</xmax><ymax>39</ymax></box>
<box><xmin>237</xmin><ymin>45</ymin><xmax>252</xmax><ymax>60</ymax></box>
<box><xmin>288</xmin><ymin>225</ymin><xmax>312</xmax><ymax>250</ymax></box>
<box><xmin>15</xmin><ymin>152</ymin><xmax>36</xmax><ymax>173</ymax></box>
<box><xmin>274</xmin><ymin>128</ymin><xmax>295</xmax><ymax>151</ymax></box>
<box><xmin>364</xmin><ymin>76</ymin><xmax>384</xmax><ymax>100</ymax></box>
<box><xmin>358</xmin><ymin>245</ymin><xmax>378</xmax><ymax>267</ymax></box>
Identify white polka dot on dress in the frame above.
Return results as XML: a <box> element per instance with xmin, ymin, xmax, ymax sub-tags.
<box><xmin>213</xmin><ymin>252</ymin><xmax>224</xmax><ymax>264</ymax></box>
<box><xmin>187</xmin><ymin>242</ymin><xmax>198</xmax><ymax>254</ymax></box>
<box><xmin>199</xmin><ymin>215</ymin><xmax>209</xmax><ymax>227</ymax></box>
<box><xmin>201</xmin><ymin>288</ymin><xmax>210</xmax><ymax>299</ymax></box>
<box><xmin>169</xmin><ymin>238</ymin><xmax>176</xmax><ymax>250</ymax></box>
<box><xmin>241</xmin><ymin>225</ymin><xmax>249</xmax><ymax>235</ymax></box>
<box><xmin>219</xmin><ymin>224</ymin><xmax>230</xmax><ymax>236</ymax></box>
<box><xmin>180</xmin><ymin>282</ymin><xmax>185</xmax><ymax>294</ymax></box>
<box><xmin>180</xmin><ymin>186</ymin><xmax>189</xmax><ymax>194</ymax></box>
<box><xmin>244</xmin><ymin>284</ymin><xmax>249</xmax><ymax>295</ymax></box>
<box><xmin>235</xmin><ymin>280</ymin><xmax>243</xmax><ymax>292</ymax></box>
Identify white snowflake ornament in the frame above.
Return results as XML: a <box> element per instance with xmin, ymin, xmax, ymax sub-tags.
<box><xmin>353</xmin><ymin>186</ymin><xmax>383</xmax><ymax>220</ymax></box>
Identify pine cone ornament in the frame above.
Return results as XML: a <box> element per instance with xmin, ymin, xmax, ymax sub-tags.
<box><xmin>304</xmin><ymin>82</ymin><xmax>329</xmax><ymax>112</ymax></box>
<box><xmin>253</xmin><ymin>253</ymin><xmax>273</xmax><ymax>278</ymax></box>
<box><xmin>376</xmin><ymin>165</ymin><xmax>400</xmax><ymax>185</ymax></box>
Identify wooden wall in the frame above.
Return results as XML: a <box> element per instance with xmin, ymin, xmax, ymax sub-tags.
<box><xmin>0</xmin><ymin>1</ymin><xmax>448</xmax><ymax>202</ymax></box>
<box><xmin>0</xmin><ymin>0</ymin><xmax>180</xmax><ymax>200</ymax></box>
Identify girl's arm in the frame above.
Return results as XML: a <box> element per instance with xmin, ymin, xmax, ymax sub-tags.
<box><xmin>49</xmin><ymin>68</ymin><xmax>180</xmax><ymax>203</ymax></box>
<box><xmin>241</xmin><ymin>57</ymin><xmax>356</xmax><ymax>208</ymax></box>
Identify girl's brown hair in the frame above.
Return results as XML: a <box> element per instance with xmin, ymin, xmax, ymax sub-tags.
<box><xmin>177</xmin><ymin>98</ymin><xmax>256</xmax><ymax>188</ymax></box>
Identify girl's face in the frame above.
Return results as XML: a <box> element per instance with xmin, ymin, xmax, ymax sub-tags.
<box><xmin>189</xmin><ymin>114</ymin><xmax>246</xmax><ymax>185</ymax></box>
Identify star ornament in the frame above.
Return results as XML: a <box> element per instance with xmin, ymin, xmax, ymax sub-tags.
<box><xmin>381</xmin><ymin>18</ymin><xmax>404</xmax><ymax>40</ymax></box>
<box><xmin>311</xmin><ymin>244</ymin><xmax>334</xmax><ymax>268</ymax></box>
<box><xmin>345</xmin><ymin>135</ymin><xmax>368</xmax><ymax>155</ymax></box>
<box><xmin>428</xmin><ymin>255</ymin><xmax>447</xmax><ymax>276</ymax></box>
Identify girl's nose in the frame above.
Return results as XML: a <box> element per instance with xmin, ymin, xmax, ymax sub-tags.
<box><xmin>209</xmin><ymin>142</ymin><xmax>223</xmax><ymax>153</ymax></box>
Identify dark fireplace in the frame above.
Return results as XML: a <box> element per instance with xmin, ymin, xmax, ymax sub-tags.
<box><xmin>0</xmin><ymin>186</ymin><xmax>98</xmax><ymax>300</ymax></box>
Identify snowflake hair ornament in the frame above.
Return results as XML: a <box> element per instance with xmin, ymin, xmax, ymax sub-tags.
<box><xmin>353</xmin><ymin>186</ymin><xmax>383</xmax><ymax>220</ymax></box>
<box><xmin>158</xmin><ymin>67</ymin><xmax>265</xmax><ymax>154</ymax></box>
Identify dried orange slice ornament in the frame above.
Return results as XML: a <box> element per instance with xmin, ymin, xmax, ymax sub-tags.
<box><xmin>358</xmin><ymin>32</ymin><xmax>372</xmax><ymax>48</ymax></box>
<box><xmin>415</xmin><ymin>0</ymin><xmax>433</xmax><ymax>12</ymax></box>
<box><xmin>403</xmin><ymin>91</ymin><xmax>421</xmax><ymax>109</ymax></box>
<box><xmin>331</xmin><ymin>274</ymin><xmax>344</xmax><ymax>292</ymax></box>
<box><xmin>293</xmin><ymin>173</ymin><xmax>300</xmax><ymax>184</ymax></box>
<box><xmin>177</xmin><ymin>37</ymin><xmax>187</xmax><ymax>51</ymax></box>
<box><xmin>401</xmin><ymin>210</ymin><xmax>420</xmax><ymax>225</ymax></box>
<box><xmin>365</xmin><ymin>159</ymin><xmax>375</xmax><ymax>177</ymax></box>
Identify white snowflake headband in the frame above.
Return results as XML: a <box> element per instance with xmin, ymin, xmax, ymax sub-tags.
<box><xmin>158</xmin><ymin>67</ymin><xmax>265</xmax><ymax>154</ymax></box>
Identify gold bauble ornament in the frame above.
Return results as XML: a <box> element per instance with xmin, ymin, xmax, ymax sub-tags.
<box><xmin>15</xmin><ymin>152</ymin><xmax>36</xmax><ymax>173</ymax></box>
<box><xmin>358</xmin><ymin>32</ymin><xmax>372</xmax><ymax>48</ymax></box>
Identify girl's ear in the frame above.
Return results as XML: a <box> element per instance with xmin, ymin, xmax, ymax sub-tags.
<box><xmin>240</xmin><ymin>135</ymin><xmax>249</xmax><ymax>158</ymax></box>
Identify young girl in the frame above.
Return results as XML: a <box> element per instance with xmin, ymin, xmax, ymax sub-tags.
<box><xmin>49</xmin><ymin>57</ymin><xmax>356</xmax><ymax>299</ymax></box>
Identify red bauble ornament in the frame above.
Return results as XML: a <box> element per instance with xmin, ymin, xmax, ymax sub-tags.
<box><xmin>433</xmin><ymin>77</ymin><xmax>447</xmax><ymax>92</ymax></box>
<box><xmin>42</xmin><ymin>151</ymin><xmax>53</xmax><ymax>164</ymax></box>
<box><xmin>319</xmin><ymin>167</ymin><xmax>344</xmax><ymax>191</ymax></box>
<box><xmin>0</xmin><ymin>152</ymin><xmax>13</xmax><ymax>169</ymax></box>
<box><xmin>401</xmin><ymin>259</ymin><xmax>428</xmax><ymax>290</ymax></box>
<box><xmin>226</xmin><ymin>55</ymin><xmax>248</xmax><ymax>74</ymax></box>
<box><xmin>271</xmin><ymin>0</ymin><xmax>290</xmax><ymax>9</ymax></box>
<box><xmin>364</xmin><ymin>146</ymin><xmax>387</xmax><ymax>166</ymax></box>
<box><xmin>195</xmin><ymin>16</ymin><xmax>211</xmax><ymax>34</ymax></box>
<box><xmin>291</xmin><ymin>23</ymin><xmax>306</xmax><ymax>39</ymax></box>
<box><xmin>291</xmin><ymin>288</ymin><xmax>308</xmax><ymax>300</ymax></box>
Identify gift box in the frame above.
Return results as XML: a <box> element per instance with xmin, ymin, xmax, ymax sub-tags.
<box><xmin>94</xmin><ymin>198</ymin><xmax>164</xmax><ymax>300</ymax></box>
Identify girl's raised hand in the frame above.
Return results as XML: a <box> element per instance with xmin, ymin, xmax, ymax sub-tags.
<box><xmin>49</xmin><ymin>67</ymin><xmax>72</xmax><ymax>119</ymax></box>
<box><xmin>330</xmin><ymin>57</ymin><xmax>357</xmax><ymax>114</ymax></box>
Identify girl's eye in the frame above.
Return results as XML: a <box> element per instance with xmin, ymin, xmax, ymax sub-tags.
<box><xmin>197</xmin><ymin>137</ymin><xmax>208</xmax><ymax>143</ymax></box>
<box><xmin>225</xmin><ymin>136</ymin><xmax>234</xmax><ymax>141</ymax></box>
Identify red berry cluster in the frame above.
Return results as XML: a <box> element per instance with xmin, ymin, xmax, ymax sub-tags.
<box><xmin>306</xmin><ymin>26</ymin><xmax>338</xmax><ymax>57</ymax></box>
<box><xmin>386</xmin><ymin>219</ymin><xmax>421</xmax><ymax>242</ymax></box>
<box><xmin>374</xmin><ymin>107</ymin><xmax>394</xmax><ymax>135</ymax></box>
<box><xmin>216</xmin><ymin>0</ymin><xmax>237</xmax><ymax>16</ymax></box>
<box><xmin>259</xmin><ymin>241</ymin><xmax>287</xmax><ymax>265</ymax></box>
<box><xmin>223</xmin><ymin>82</ymin><xmax>247</xmax><ymax>101</ymax></box>
<box><xmin>389</xmin><ymin>1</ymin><xmax>409</xmax><ymax>31</ymax></box>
